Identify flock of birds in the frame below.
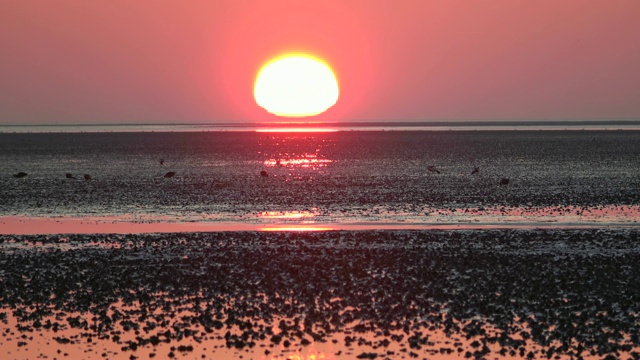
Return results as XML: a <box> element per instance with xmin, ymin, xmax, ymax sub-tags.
<box><xmin>11</xmin><ymin>159</ymin><xmax>176</xmax><ymax>180</ymax></box>
<box><xmin>11</xmin><ymin>162</ymin><xmax>511</xmax><ymax>185</ymax></box>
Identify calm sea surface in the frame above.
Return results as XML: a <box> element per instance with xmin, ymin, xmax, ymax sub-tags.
<box><xmin>2</xmin><ymin>120</ymin><xmax>640</xmax><ymax>133</ymax></box>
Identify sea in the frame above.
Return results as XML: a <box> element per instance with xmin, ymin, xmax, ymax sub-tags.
<box><xmin>2</xmin><ymin>119</ymin><xmax>640</xmax><ymax>133</ymax></box>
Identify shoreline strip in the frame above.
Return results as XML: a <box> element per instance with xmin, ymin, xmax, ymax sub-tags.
<box><xmin>1</xmin><ymin>216</ymin><xmax>639</xmax><ymax>235</ymax></box>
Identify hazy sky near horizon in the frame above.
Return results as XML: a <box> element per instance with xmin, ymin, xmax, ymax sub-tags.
<box><xmin>1</xmin><ymin>1</ymin><xmax>639</xmax><ymax>125</ymax></box>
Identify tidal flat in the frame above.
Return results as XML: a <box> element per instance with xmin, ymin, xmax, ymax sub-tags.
<box><xmin>1</xmin><ymin>229</ymin><xmax>640</xmax><ymax>359</ymax></box>
<box><xmin>2</xmin><ymin>131</ymin><xmax>640</xmax><ymax>223</ymax></box>
<box><xmin>1</xmin><ymin>130</ymin><xmax>640</xmax><ymax>359</ymax></box>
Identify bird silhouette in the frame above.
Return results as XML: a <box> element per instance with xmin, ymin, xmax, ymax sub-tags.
<box><xmin>471</xmin><ymin>167</ymin><xmax>479</xmax><ymax>175</ymax></box>
<box><xmin>427</xmin><ymin>166</ymin><xmax>441</xmax><ymax>174</ymax></box>
<box><xmin>164</xmin><ymin>171</ymin><xmax>176</xmax><ymax>178</ymax></box>
<box><xmin>84</xmin><ymin>174</ymin><xmax>92</xmax><ymax>181</ymax></box>
<box><xmin>500</xmin><ymin>178</ymin><xmax>510</xmax><ymax>186</ymax></box>
<box><xmin>65</xmin><ymin>173</ymin><xmax>76</xmax><ymax>179</ymax></box>
<box><xmin>260</xmin><ymin>170</ymin><xmax>268</xmax><ymax>177</ymax></box>
<box><xmin>159</xmin><ymin>159</ymin><xmax>165</xmax><ymax>165</ymax></box>
<box><xmin>13</xmin><ymin>172</ymin><xmax>28</xmax><ymax>178</ymax></box>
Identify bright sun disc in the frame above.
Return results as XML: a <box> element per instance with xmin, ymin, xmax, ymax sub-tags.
<box><xmin>254</xmin><ymin>54</ymin><xmax>339</xmax><ymax>117</ymax></box>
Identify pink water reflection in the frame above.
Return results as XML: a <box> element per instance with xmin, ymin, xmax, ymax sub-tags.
<box><xmin>0</xmin><ymin>303</ymin><xmax>341</xmax><ymax>360</ymax></box>
<box><xmin>260</xmin><ymin>226</ymin><xmax>334</xmax><ymax>232</ymax></box>
<box><xmin>0</xmin><ymin>304</ymin><xmax>570</xmax><ymax>360</ymax></box>
<box><xmin>1</xmin><ymin>204</ymin><xmax>639</xmax><ymax>235</ymax></box>
<box><xmin>264</xmin><ymin>156</ymin><xmax>333</xmax><ymax>167</ymax></box>
<box><xmin>264</xmin><ymin>156</ymin><xmax>332</xmax><ymax>168</ymax></box>
<box><xmin>256</xmin><ymin>128</ymin><xmax>338</xmax><ymax>133</ymax></box>
<box><xmin>258</xmin><ymin>211</ymin><xmax>317</xmax><ymax>219</ymax></box>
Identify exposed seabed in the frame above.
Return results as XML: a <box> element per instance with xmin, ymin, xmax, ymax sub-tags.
<box><xmin>2</xmin><ymin>229</ymin><xmax>640</xmax><ymax>360</ymax></box>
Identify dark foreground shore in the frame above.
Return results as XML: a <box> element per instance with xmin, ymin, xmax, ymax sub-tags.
<box><xmin>1</xmin><ymin>230</ymin><xmax>640</xmax><ymax>359</ymax></box>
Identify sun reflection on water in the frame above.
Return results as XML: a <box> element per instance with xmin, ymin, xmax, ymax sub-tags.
<box><xmin>258</xmin><ymin>211</ymin><xmax>317</xmax><ymax>219</ymax></box>
<box><xmin>255</xmin><ymin>128</ymin><xmax>338</xmax><ymax>133</ymax></box>
<box><xmin>263</xmin><ymin>156</ymin><xmax>332</xmax><ymax>168</ymax></box>
<box><xmin>271</xmin><ymin>353</ymin><xmax>331</xmax><ymax>360</ymax></box>
<box><xmin>260</xmin><ymin>226</ymin><xmax>334</xmax><ymax>231</ymax></box>
<box><xmin>264</xmin><ymin>157</ymin><xmax>333</xmax><ymax>168</ymax></box>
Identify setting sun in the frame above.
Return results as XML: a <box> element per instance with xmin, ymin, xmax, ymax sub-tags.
<box><xmin>254</xmin><ymin>54</ymin><xmax>339</xmax><ymax>117</ymax></box>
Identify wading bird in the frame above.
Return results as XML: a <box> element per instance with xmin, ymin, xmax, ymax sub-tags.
<box><xmin>164</xmin><ymin>171</ymin><xmax>176</xmax><ymax>178</ymax></box>
<box><xmin>427</xmin><ymin>166</ymin><xmax>441</xmax><ymax>174</ymax></box>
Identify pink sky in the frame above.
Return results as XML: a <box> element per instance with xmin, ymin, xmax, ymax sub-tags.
<box><xmin>1</xmin><ymin>1</ymin><xmax>639</xmax><ymax>124</ymax></box>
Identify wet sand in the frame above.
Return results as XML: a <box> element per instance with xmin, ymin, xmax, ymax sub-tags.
<box><xmin>2</xmin><ymin>230</ymin><xmax>640</xmax><ymax>359</ymax></box>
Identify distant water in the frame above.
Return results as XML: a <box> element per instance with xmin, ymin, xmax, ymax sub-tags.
<box><xmin>2</xmin><ymin>120</ymin><xmax>640</xmax><ymax>133</ymax></box>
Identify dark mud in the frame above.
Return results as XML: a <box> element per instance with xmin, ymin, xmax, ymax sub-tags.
<box><xmin>1</xmin><ymin>230</ymin><xmax>640</xmax><ymax>359</ymax></box>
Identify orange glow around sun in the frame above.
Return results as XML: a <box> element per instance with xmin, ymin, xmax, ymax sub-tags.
<box><xmin>254</xmin><ymin>54</ymin><xmax>339</xmax><ymax>117</ymax></box>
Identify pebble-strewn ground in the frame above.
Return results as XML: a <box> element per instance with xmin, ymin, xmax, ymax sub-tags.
<box><xmin>1</xmin><ymin>131</ymin><xmax>639</xmax><ymax>220</ymax></box>
<box><xmin>1</xmin><ymin>230</ymin><xmax>639</xmax><ymax>359</ymax></box>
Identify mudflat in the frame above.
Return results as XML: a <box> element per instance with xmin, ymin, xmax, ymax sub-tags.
<box><xmin>1</xmin><ymin>229</ymin><xmax>639</xmax><ymax>359</ymax></box>
<box><xmin>2</xmin><ymin>131</ymin><xmax>640</xmax><ymax>222</ymax></box>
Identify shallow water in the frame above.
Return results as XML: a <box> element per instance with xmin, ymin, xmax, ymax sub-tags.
<box><xmin>2</xmin><ymin>203</ymin><xmax>640</xmax><ymax>235</ymax></box>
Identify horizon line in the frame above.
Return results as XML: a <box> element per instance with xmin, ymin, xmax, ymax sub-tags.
<box><xmin>2</xmin><ymin>119</ymin><xmax>640</xmax><ymax>128</ymax></box>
